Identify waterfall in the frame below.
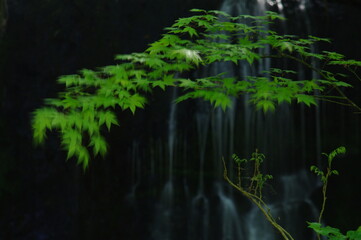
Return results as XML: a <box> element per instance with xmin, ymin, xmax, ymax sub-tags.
<box><xmin>187</xmin><ymin>101</ymin><xmax>210</xmax><ymax>239</ymax></box>
<box><xmin>245</xmin><ymin>170</ymin><xmax>321</xmax><ymax>240</ymax></box>
<box><xmin>151</xmin><ymin>87</ymin><xmax>178</xmax><ymax>240</ymax></box>
<box><xmin>125</xmin><ymin>1</ymin><xmax>325</xmax><ymax>239</ymax></box>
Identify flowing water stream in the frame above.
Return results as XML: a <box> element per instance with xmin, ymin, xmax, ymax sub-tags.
<box><xmin>127</xmin><ymin>0</ymin><xmax>324</xmax><ymax>239</ymax></box>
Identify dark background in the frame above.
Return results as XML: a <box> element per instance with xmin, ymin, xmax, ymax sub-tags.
<box><xmin>0</xmin><ymin>0</ymin><xmax>360</xmax><ymax>239</ymax></box>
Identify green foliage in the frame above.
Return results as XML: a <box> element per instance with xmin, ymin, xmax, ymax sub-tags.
<box><xmin>32</xmin><ymin>9</ymin><xmax>361</xmax><ymax>168</ymax></box>
<box><xmin>310</xmin><ymin>146</ymin><xmax>345</xmax><ymax>184</ymax></box>
<box><xmin>309</xmin><ymin>147</ymin><xmax>350</xmax><ymax>240</ymax></box>
<box><xmin>232</xmin><ymin>150</ymin><xmax>273</xmax><ymax>198</ymax></box>
<box><xmin>226</xmin><ymin>147</ymin><xmax>358</xmax><ymax>240</ymax></box>
<box><xmin>226</xmin><ymin>151</ymin><xmax>293</xmax><ymax>240</ymax></box>
<box><xmin>308</xmin><ymin>223</ymin><xmax>361</xmax><ymax>240</ymax></box>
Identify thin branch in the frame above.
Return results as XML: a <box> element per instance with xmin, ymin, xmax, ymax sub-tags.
<box><xmin>222</xmin><ymin>158</ymin><xmax>295</xmax><ymax>240</ymax></box>
<box><xmin>316</xmin><ymin>95</ymin><xmax>347</xmax><ymax>99</ymax></box>
<box><xmin>346</xmin><ymin>66</ymin><xmax>361</xmax><ymax>83</ymax></box>
<box><xmin>279</xmin><ymin>51</ymin><xmax>361</xmax><ymax>113</ymax></box>
<box><xmin>314</xmin><ymin>96</ymin><xmax>353</xmax><ymax>106</ymax></box>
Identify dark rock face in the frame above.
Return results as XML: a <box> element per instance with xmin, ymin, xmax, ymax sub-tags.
<box><xmin>0</xmin><ymin>0</ymin><xmax>7</xmax><ymax>39</ymax></box>
<box><xmin>0</xmin><ymin>1</ymin><xmax>222</xmax><ymax>239</ymax></box>
<box><xmin>0</xmin><ymin>0</ymin><xmax>360</xmax><ymax>239</ymax></box>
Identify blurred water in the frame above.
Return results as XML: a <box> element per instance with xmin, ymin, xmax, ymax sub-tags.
<box><xmin>129</xmin><ymin>1</ymin><xmax>323</xmax><ymax>239</ymax></box>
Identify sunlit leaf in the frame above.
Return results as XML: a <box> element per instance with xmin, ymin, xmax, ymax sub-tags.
<box><xmin>171</xmin><ymin>49</ymin><xmax>203</xmax><ymax>65</ymax></box>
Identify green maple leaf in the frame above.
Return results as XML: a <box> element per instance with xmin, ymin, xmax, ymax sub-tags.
<box><xmin>66</xmin><ymin>142</ymin><xmax>81</xmax><ymax>160</ymax></box>
<box><xmin>103</xmin><ymin>65</ymin><xmax>128</xmax><ymax>79</ymax></box>
<box><xmin>127</xmin><ymin>94</ymin><xmax>147</xmax><ymax>114</ymax></box>
<box><xmin>134</xmin><ymin>79</ymin><xmax>151</xmax><ymax>92</ymax></box>
<box><xmin>279</xmin><ymin>41</ymin><xmax>293</xmax><ymax>52</ymax></box>
<box><xmin>163</xmin><ymin>74</ymin><xmax>176</xmax><ymax>86</ymax></box>
<box><xmin>308</xmin><ymin>35</ymin><xmax>331</xmax><ymax>43</ymax></box>
<box><xmin>84</xmin><ymin>120</ymin><xmax>99</xmax><ymax>136</ymax></box>
<box><xmin>329</xmin><ymin>59</ymin><xmax>361</xmax><ymax>67</ymax></box>
<box><xmin>152</xmin><ymin>80</ymin><xmax>167</xmax><ymax>90</ymax></box>
<box><xmin>322</xmin><ymin>51</ymin><xmax>344</xmax><ymax>60</ymax></box>
<box><xmin>174</xmin><ymin>92</ymin><xmax>195</xmax><ymax>103</ymax></box>
<box><xmin>189</xmin><ymin>8</ymin><xmax>206</xmax><ymax>13</ymax></box>
<box><xmin>89</xmin><ymin>135</ymin><xmax>108</xmax><ymax>156</ymax></box>
<box><xmin>61</xmin><ymin>129</ymin><xmax>83</xmax><ymax>160</ymax></box>
<box><xmin>265</xmin><ymin>11</ymin><xmax>286</xmax><ymax>20</ymax></box>
<box><xmin>99</xmin><ymin>111</ymin><xmax>119</xmax><ymax>130</ymax></box>
<box><xmin>296</xmin><ymin>94</ymin><xmax>317</xmax><ymax>107</ymax></box>
<box><xmin>76</xmin><ymin>146</ymin><xmax>90</xmax><ymax>170</ymax></box>
<box><xmin>172</xmin><ymin>17</ymin><xmax>193</xmax><ymax>28</ymax></box>
<box><xmin>205</xmin><ymin>33</ymin><xmax>229</xmax><ymax>40</ymax></box>
<box><xmin>222</xmin><ymin>78</ymin><xmax>236</xmax><ymax>90</ymax></box>
<box><xmin>67</xmin><ymin>111</ymin><xmax>82</xmax><ymax>130</ymax></box>
<box><xmin>62</xmin><ymin>97</ymin><xmax>80</xmax><ymax>109</ymax></box>
<box><xmin>170</xmin><ymin>49</ymin><xmax>203</xmax><ymax>65</ymax></box>
<box><xmin>182</xmin><ymin>26</ymin><xmax>198</xmax><ymax>37</ymax></box>
<box><xmin>333</xmin><ymin>81</ymin><xmax>353</xmax><ymax>87</ymax></box>
<box><xmin>205</xmin><ymin>54</ymin><xmax>223</xmax><ymax>64</ymax></box>
<box><xmin>213</xmin><ymin>93</ymin><xmax>232</xmax><ymax>111</ymax></box>
<box><xmin>144</xmin><ymin>57</ymin><xmax>166</xmax><ymax>68</ymax></box>
<box><xmin>179</xmin><ymin>79</ymin><xmax>197</xmax><ymax>89</ymax></box>
<box><xmin>347</xmin><ymin>227</ymin><xmax>361</xmax><ymax>240</ymax></box>
<box><xmin>57</xmin><ymin>75</ymin><xmax>80</xmax><ymax>87</ymax></box>
<box><xmin>256</xmin><ymin>100</ymin><xmax>276</xmax><ymax>113</ymax></box>
<box><xmin>44</xmin><ymin>98</ymin><xmax>63</xmax><ymax>107</ymax></box>
<box><xmin>274</xmin><ymin>88</ymin><xmax>293</xmax><ymax>104</ymax></box>
<box><xmin>301</xmin><ymin>80</ymin><xmax>324</xmax><ymax>92</ymax></box>
<box><xmin>224</xmin><ymin>55</ymin><xmax>239</xmax><ymax>64</ymax></box>
<box><xmin>32</xmin><ymin>108</ymin><xmax>57</xmax><ymax>144</ymax></box>
<box><xmin>234</xmin><ymin>81</ymin><xmax>252</xmax><ymax>93</ymax></box>
<box><xmin>254</xmin><ymin>90</ymin><xmax>273</xmax><ymax>100</ymax></box>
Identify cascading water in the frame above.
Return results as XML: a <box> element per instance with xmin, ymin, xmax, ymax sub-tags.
<box><xmin>126</xmin><ymin>0</ymin><xmax>326</xmax><ymax>239</ymax></box>
<box><xmin>151</xmin><ymin>87</ymin><xmax>177</xmax><ymax>240</ymax></box>
<box><xmin>188</xmin><ymin>101</ymin><xmax>211</xmax><ymax>240</ymax></box>
<box><xmin>245</xmin><ymin>170</ymin><xmax>321</xmax><ymax>240</ymax></box>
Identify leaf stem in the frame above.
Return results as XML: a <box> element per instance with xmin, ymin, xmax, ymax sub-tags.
<box><xmin>222</xmin><ymin>158</ymin><xmax>295</xmax><ymax>240</ymax></box>
<box><xmin>279</xmin><ymin>51</ymin><xmax>361</xmax><ymax>113</ymax></box>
